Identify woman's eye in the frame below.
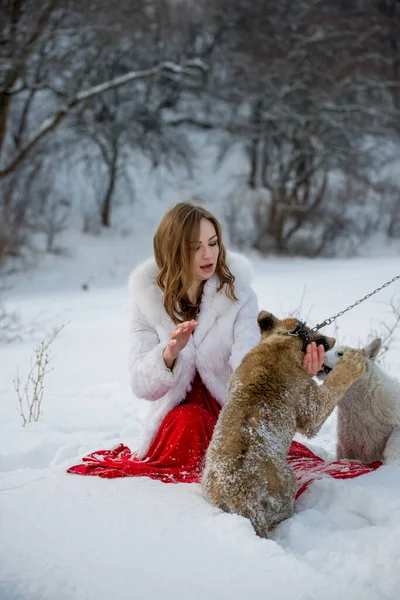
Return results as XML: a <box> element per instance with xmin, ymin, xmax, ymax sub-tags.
<box><xmin>209</xmin><ymin>242</ymin><xmax>218</xmax><ymax>247</ymax></box>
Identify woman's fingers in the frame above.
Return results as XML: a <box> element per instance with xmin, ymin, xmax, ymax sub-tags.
<box><xmin>316</xmin><ymin>344</ymin><xmax>325</xmax><ymax>371</ymax></box>
<box><xmin>180</xmin><ymin>320</ymin><xmax>198</xmax><ymax>334</ymax></box>
<box><xmin>169</xmin><ymin>327</ymin><xmax>182</xmax><ymax>340</ymax></box>
<box><xmin>303</xmin><ymin>342</ymin><xmax>325</xmax><ymax>376</ymax></box>
<box><xmin>310</xmin><ymin>342</ymin><xmax>319</xmax><ymax>374</ymax></box>
<box><xmin>165</xmin><ymin>320</ymin><xmax>199</xmax><ymax>360</ymax></box>
<box><xmin>169</xmin><ymin>320</ymin><xmax>198</xmax><ymax>339</ymax></box>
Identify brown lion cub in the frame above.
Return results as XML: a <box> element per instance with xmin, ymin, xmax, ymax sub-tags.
<box><xmin>202</xmin><ymin>311</ymin><xmax>366</xmax><ymax>538</ymax></box>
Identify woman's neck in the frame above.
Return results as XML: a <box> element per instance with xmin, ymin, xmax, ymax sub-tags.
<box><xmin>186</xmin><ymin>281</ymin><xmax>201</xmax><ymax>305</ymax></box>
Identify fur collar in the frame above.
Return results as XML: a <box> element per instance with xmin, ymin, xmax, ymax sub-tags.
<box><xmin>128</xmin><ymin>251</ymin><xmax>254</xmax><ymax>329</ymax></box>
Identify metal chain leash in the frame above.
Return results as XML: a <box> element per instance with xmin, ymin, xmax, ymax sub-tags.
<box><xmin>309</xmin><ymin>274</ymin><xmax>400</xmax><ymax>334</ymax></box>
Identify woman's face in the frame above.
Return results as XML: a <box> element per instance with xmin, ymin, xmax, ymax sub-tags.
<box><xmin>191</xmin><ymin>218</ymin><xmax>220</xmax><ymax>285</ymax></box>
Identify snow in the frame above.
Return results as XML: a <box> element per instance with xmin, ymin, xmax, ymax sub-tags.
<box><xmin>1</xmin><ymin>231</ymin><xmax>400</xmax><ymax>600</ymax></box>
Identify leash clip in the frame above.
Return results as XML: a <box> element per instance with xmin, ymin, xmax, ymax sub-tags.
<box><xmin>286</xmin><ymin>321</ymin><xmax>310</xmax><ymax>353</ymax></box>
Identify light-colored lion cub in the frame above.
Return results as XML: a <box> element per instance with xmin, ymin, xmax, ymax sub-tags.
<box><xmin>324</xmin><ymin>338</ymin><xmax>400</xmax><ymax>464</ymax></box>
<box><xmin>202</xmin><ymin>311</ymin><xmax>366</xmax><ymax>538</ymax></box>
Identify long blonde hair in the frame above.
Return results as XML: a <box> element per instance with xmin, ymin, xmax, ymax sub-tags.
<box><xmin>153</xmin><ymin>202</ymin><xmax>237</xmax><ymax>323</ymax></box>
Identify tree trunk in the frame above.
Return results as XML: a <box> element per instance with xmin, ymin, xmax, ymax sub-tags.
<box><xmin>100</xmin><ymin>151</ymin><xmax>118</xmax><ymax>228</ymax></box>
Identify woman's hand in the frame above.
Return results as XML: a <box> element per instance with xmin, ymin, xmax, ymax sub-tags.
<box><xmin>163</xmin><ymin>320</ymin><xmax>198</xmax><ymax>369</ymax></box>
<box><xmin>303</xmin><ymin>341</ymin><xmax>325</xmax><ymax>377</ymax></box>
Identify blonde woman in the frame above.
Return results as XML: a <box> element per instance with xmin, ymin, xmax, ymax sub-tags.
<box><xmin>69</xmin><ymin>201</ymin><xmax>324</xmax><ymax>480</ymax></box>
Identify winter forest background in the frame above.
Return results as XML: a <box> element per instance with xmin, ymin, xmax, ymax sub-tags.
<box><xmin>2</xmin><ymin>4</ymin><xmax>400</xmax><ymax>598</ymax></box>
<box><xmin>1</xmin><ymin>0</ymin><xmax>400</xmax><ymax>264</ymax></box>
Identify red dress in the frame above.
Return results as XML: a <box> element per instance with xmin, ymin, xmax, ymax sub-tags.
<box><xmin>67</xmin><ymin>372</ymin><xmax>221</xmax><ymax>482</ymax></box>
<box><xmin>67</xmin><ymin>373</ymin><xmax>381</xmax><ymax>495</ymax></box>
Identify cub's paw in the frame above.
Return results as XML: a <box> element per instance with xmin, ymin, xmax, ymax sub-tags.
<box><xmin>383</xmin><ymin>428</ymin><xmax>400</xmax><ymax>465</ymax></box>
<box><xmin>383</xmin><ymin>446</ymin><xmax>400</xmax><ymax>466</ymax></box>
<box><xmin>337</xmin><ymin>349</ymin><xmax>366</xmax><ymax>380</ymax></box>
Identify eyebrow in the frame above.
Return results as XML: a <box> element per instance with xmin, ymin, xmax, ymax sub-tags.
<box><xmin>190</xmin><ymin>234</ymin><xmax>218</xmax><ymax>245</ymax></box>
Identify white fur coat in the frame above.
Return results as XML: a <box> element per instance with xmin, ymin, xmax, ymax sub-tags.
<box><xmin>128</xmin><ymin>251</ymin><xmax>260</xmax><ymax>458</ymax></box>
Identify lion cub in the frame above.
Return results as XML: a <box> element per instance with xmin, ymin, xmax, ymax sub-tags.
<box><xmin>324</xmin><ymin>338</ymin><xmax>400</xmax><ymax>464</ymax></box>
<box><xmin>202</xmin><ymin>311</ymin><xmax>366</xmax><ymax>538</ymax></box>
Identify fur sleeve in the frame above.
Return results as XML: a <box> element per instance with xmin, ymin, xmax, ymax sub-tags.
<box><xmin>229</xmin><ymin>288</ymin><xmax>260</xmax><ymax>371</ymax></box>
<box><xmin>128</xmin><ymin>306</ymin><xmax>192</xmax><ymax>401</ymax></box>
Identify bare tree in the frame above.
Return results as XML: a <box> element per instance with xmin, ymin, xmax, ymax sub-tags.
<box><xmin>0</xmin><ymin>0</ymin><xmax>207</xmax><ymax>179</ymax></box>
<box><xmin>201</xmin><ymin>0</ymin><xmax>400</xmax><ymax>254</ymax></box>
<box><xmin>2</xmin><ymin>0</ymin><xmax>400</xmax><ymax>260</ymax></box>
<box><xmin>0</xmin><ymin>0</ymin><xmax>208</xmax><ymax>258</ymax></box>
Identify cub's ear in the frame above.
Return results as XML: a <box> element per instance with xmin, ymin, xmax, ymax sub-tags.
<box><xmin>362</xmin><ymin>338</ymin><xmax>381</xmax><ymax>360</ymax></box>
<box><xmin>257</xmin><ymin>311</ymin><xmax>279</xmax><ymax>333</ymax></box>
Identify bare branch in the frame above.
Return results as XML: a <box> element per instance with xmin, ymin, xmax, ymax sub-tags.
<box><xmin>0</xmin><ymin>59</ymin><xmax>208</xmax><ymax>178</ymax></box>
<box><xmin>13</xmin><ymin>322</ymin><xmax>68</xmax><ymax>425</ymax></box>
<box><xmin>0</xmin><ymin>0</ymin><xmax>59</xmax><ymax>158</ymax></box>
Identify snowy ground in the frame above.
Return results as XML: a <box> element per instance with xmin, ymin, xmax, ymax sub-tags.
<box><xmin>1</xmin><ymin>232</ymin><xmax>400</xmax><ymax>600</ymax></box>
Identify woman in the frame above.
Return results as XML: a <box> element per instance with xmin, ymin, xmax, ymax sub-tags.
<box><xmin>125</xmin><ymin>201</ymin><xmax>324</xmax><ymax>480</ymax></box>
<box><xmin>68</xmin><ymin>201</ymin><xmax>325</xmax><ymax>481</ymax></box>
